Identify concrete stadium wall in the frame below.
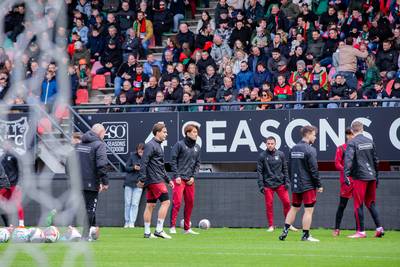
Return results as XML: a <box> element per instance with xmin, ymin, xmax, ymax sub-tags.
<box><xmin>21</xmin><ymin>172</ymin><xmax>400</xmax><ymax>230</ymax></box>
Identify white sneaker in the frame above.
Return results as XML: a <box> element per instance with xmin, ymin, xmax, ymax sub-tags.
<box><xmin>128</xmin><ymin>223</ymin><xmax>135</xmax><ymax>228</ymax></box>
<box><xmin>169</xmin><ymin>227</ymin><xmax>177</xmax><ymax>234</ymax></box>
<box><xmin>154</xmin><ymin>230</ymin><xmax>172</xmax><ymax>239</ymax></box>
<box><xmin>302</xmin><ymin>235</ymin><xmax>320</xmax><ymax>242</ymax></box>
<box><xmin>267</xmin><ymin>226</ymin><xmax>274</xmax><ymax>232</ymax></box>
<box><xmin>124</xmin><ymin>223</ymin><xmax>129</xmax><ymax>228</ymax></box>
<box><xmin>144</xmin><ymin>233</ymin><xmax>158</xmax><ymax>239</ymax></box>
<box><xmin>184</xmin><ymin>229</ymin><xmax>199</xmax><ymax>235</ymax></box>
<box><xmin>289</xmin><ymin>225</ymin><xmax>298</xmax><ymax>232</ymax></box>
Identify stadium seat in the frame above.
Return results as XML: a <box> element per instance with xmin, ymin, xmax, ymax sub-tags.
<box><xmin>91</xmin><ymin>61</ymin><xmax>103</xmax><ymax>75</ymax></box>
<box><xmin>54</xmin><ymin>105</ymin><xmax>69</xmax><ymax>120</ymax></box>
<box><xmin>37</xmin><ymin>118</ymin><xmax>53</xmax><ymax>135</ymax></box>
<box><xmin>92</xmin><ymin>74</ymin><xmax>106</xmax><ymax>90</ymax></box>
<box><xmin>75</xmin><ymin>89</ymin><xmax>89</xmax><ymax>105</ymax></box>
<box><xmin>386</xmin><ymin>79</ymin><xmax>394</xmax><ymax>96</ymax></box>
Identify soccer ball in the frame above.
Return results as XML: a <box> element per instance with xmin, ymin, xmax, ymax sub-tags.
<box><xmin>0</xmin><ymin>228</ymin><xmax>10</xmax><ymax>243</ymax></box>
<box><xmin>43</xmin><ymin>226</ymin><xmax>60</xmax><ymax>243</ymax></box>
<box><xmin>198</xmin><ymin>219</ymin><xmax>211</xmax><ymax>230</ymax></box>
<box><xmin>29</xmin><ymin>228</ymin><xmax>45</xmax><ymax>243</ymax></box>
<box><xmin>11</xmin><ymin>227</ymin><xmax>30</xmax><ymax>243</ymax></box>
<box><xmin>61</xmin><ymin>226</ymin><xmax>82</xmax><ymax>242</ymax></box>
<box><xmin>180</xmin><ymin>219</ymin><xmax>192</xmax><ymax>229</ymax></box>
<box><xmin>89</xmin><ymin>226</ymin><xmax>99</xmax><ymax>241</ymax></box>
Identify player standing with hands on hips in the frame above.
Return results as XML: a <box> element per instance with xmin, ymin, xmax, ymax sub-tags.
<box><xmin>279</xmin><ymin>126</ymin><xmax>323</xmax><ymax>242</ymax></box>
<box><xmin>344</xmin><ymin>121</ymin><xmax>384</xmax><ymax>238</ymax></box>
<box><xmin>169</xmin><ymin>124</ymin><xmax>201</xmax><ymax>234</ymax></box>
<box><xmin>137</xmin><ymin>123</ymin><xmax>174</xmax><ymax>239</ymax></box>
<box><xmin>257</xmin><ymin>136</ymin><xmax>296</xmax><ymax>232</ymax></box>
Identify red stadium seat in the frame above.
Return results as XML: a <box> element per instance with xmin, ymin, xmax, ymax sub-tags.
<box><xmin>75</xmin><ymin>89</ymin><xmax>89</xmax><ymax>105</ymax></box>
<box><xmin>54</xmin><ymin>105</ymin><xmax>69</xmax><ymax>120</ymax></box>
<box><xmin>37</xmin><ymin>118</ymin><xmax>53</xmax><ymax>135</ymax></box>
<box><xmin>91</xmin><ymin>61</ymin><xmax>103</xmax><ymax>75</ymax></box>
<box><xmin>386</xmin><ymin>79</ymin><xmax>394</xmax><ymax>96</ymax></box>
<box><xmin>92</xmin><ymin>74</ymin><xmax>106</xmax><ymax>90</ymax></box>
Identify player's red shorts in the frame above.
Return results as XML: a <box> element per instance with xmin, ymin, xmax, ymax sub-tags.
<box><xmin>292</xmin><ymin>189</ymin><xmax>317</xmax><ymax>207</ymax></box>
<box><xmin>353</xmin><ymin>180</ymin><xmax>376</xmax><ymax>209</ymax></box>
<box><xmin>146</xmin><ymin>183</ymin><xmax>169</xmax><ymax>203</ymax></box>
<box><xmin>340</xmin><ymin>182</ymin><xmax>354</xmax><ymax>199</ymax></box>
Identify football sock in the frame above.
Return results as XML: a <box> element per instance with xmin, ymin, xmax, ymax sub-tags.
<box><xmin>156</xmin><ymin>219</ymin><xmax>164</xmax><ymax>232</ymax></box>
<box><xmin>302</xmin><ymin>230</ymin><xmax>310</xmax><ymax>238</ymax></box>
<box><xmin>144</xmin><ymin>222</ymin><xmax>151</xmax><ymax>234</ymax></box>
<box><xmin>367</xmin><ymin>202</ymin><xmax>381</xmax><ymax>228</ymax></box>
<box><xmin>284</xmin><ymin>223</ymin><xmax>291</xmax><ymax>232</ymax></box>
<box><xmin>335</xmin><ymin>197</ymin><xmax>349</xmax><ymax>229</ymax></box>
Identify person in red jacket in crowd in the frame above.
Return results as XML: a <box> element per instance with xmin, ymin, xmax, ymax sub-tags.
<box><xmin>333</xmin><ymin>128</ymin><xmax>354</xmax><ymax>236</ymax></box>
<box><xmin>273</xmin><ymin>75</ymin><xmax>292</xmax><ymax>109</ymax></box>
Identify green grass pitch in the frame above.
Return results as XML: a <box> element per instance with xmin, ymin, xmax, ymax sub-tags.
<box><xmin>0</xmin><ymin>228</ymin><xmax>399</xmax><ymax>267</ymax></box>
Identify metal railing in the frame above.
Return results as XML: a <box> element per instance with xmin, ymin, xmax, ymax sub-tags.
<box><xmin>71</xmin><ymin>98</ymin><xmax>400</xmax><ymax>110</ymax></box>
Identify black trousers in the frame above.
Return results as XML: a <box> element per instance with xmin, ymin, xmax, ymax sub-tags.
<box><xmin>82</xmin><ymin>190</ymin><xmax>98</xmax><ymax>238</ymax></box>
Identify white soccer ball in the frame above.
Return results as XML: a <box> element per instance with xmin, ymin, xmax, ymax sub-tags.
<box><xmin>89</xmin><ymin>226</ymin><xmax>99</xmax><ymax>241</ymax></box>
<box><xmin>61</xmin><ymin>226</ymin><xmax>82</xmax><ymax>242</ymax></box>
<box><xmin>198</xmin><ymin>219</ymin><xmax>211</xmax><ymax>230</ymax></box>
<box><xmin>29</xmin><ymin>228</ymin><xmax>45</xmax><ymax>243</ymax></box>
<box><xmin>11</xmin><ymin>227</ymin><xmax>30</xmax><ymax>243</ymax></box>
<box><xmin>180</xmin><ymin>219</ymin><xmax>192</xmax><ymax>229</ymax></box>
<box><xmin>0</xmin><ymin>228</ymin><xmax>10</xmax><ymax>243</ymax></box>
<box><xmin>43</xmin><ymin>226</ymin><xmax>60</xmax><ymax>243</ymax></box>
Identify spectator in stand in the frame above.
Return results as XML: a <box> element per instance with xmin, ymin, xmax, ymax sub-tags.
<box><xmin>259</xmin><ymin>87</ymin><xmax>273</xmax><ymax>110</ymax></box>
<box><xmin>376</xmin><ymin>40</ymin><xmax>399</xmax><ymax>80</ymax></box>
<box><xmin>364</xmin><ymin>81</ymin><xmax>390</xmax><ymax>107</ymax></box>
<box><xmin>337</xmin><ymin>37</ymin><xmax>368</xmax><ymax>90</ymax></box>
<box><xmin>319</xmin><ymin>5</ymin><xmax>338</xmax><ymax>31</ymax></box>
<box><xmin>145</xmin><ymin>76</ymin><xmax>161</xmax><ymax>104</ymax></box>
<box><xmin>215</xmin><ymin>17</ymin><xmax>232</xmax><ymax>45</ymax></box>
<box><xmin>328</xmin><ymin>74</ymin><xmax>351</xmax><ymax>108</ymax></box>
<box><xmin>150</xmin><ymin>91</ymin><xmax>173</xmax><ymax>112</ymax></box>
<box><xmin>306</xmin><ymin>81</ymin><xmax>328</xmax><ymax>109</ymax></box>
<box><xmin>72</xmin><ymin>18</ymin><xmax>89</xmax><ymax>45</ymax></box>
<box><xmin>217</xmin><ymin>76</ymin><xmax>235</xmax><ymax>102</ymax></box>
<box><xmin>320</xmin><ymin>27</ymin><xmax>339</xmax><ymax>67</ymax></box>
<box><xmin>253</xmin><ymin>62</ymin><xmax>272</xmax><ymax>89</ymax></box>
<box><xmin>117</xmin><ymin>1</ymin><xmax>136</xmax><ymax>35</ymax></box>
<box><xmin>203</xmin><ymin>92</ymin><xmax>218</xmax><ymax>111</ymax></box>
<box><xmin>266</xmin><ymin>4</ymin><xmax>288</xmax><ymax>35</ymax></box>
<box><xmin>165</xmin><ymin>77</ymin><xmax>184</xmax><ymax>103</ymax></box>
<box><xmin>195</xmin><ymin>24</ymin><xmax>214</xmax><ymax>50</ymax></box>
<box><xmin>163</xmin><ymin>37</ymin><xmax>180</xmax><ymax>64</ymax></box>
<box><xmin>197</xmin><ymin>50</ymin><xmax>217</xmax><ymax>75</ymax></box>
<box><xmin>389</xmin><ymin>78</ymin><xmax>400</xmax><ymax>107</ymax></box>
<box><xmin>153</xmin><ymin>1</ymin><xmax>173</xmax><ymax>46</ymax></box>
<box><xmin>200</xmin><ymin>65</ymin><xmax>222</xmax><ymax>99</ymax></box>
<box><xmin>268</xmin><ymin>48</ymin><xmax>287</xmax><ymax>78</ymax></box>
<box><xmin>343</xmin><ymin>88</ymin><xmax>364</xmax><ymax>108</ymax></box>
<box><xmin>0</xmin><ymin>72</ymin><xmax>10</xmax><ymax>100</ymax></box>
<box><xmin>290</xmin><ymin>81</ymin><xmax>307</xmax><ymax>109</ymax></box>
<box><xmin>229</xmin><ymin>20</ymin><xmax>252</xmax><ymax>49</ymax></box>
<box><xmin>306</xmin><ymin>30</ymin><xmax>324</xmax><ymax>61</ymax></box>
<box><xmin>133</xmin><ymin>11</ymin><xmax>153</xmax><ymax>57</ymax></box>
<box><xmin>122</xmin><ymin>28</ymin><xmax>140</xmax><ymax>61</ymax></box>
<box><xmin>114</xmin><ymin>92</ymin><xmax>130</xmax><ymax>113</ymax></box>
<box><xmin>211</xmin><ymin>35</ymin><xmax>232</xmax><ymax>67</ymax></box>
<box><xmin>178</xmin><ymin>92</ymin><xmax>197</xmax><ymax>112</ymax></box>
<box><xmin>280</xmin><ymin>0</ymin><xmax>300</xmax><ymax>27</ymax></box>
<box><xmin>76</xmin><ymin>0</ymin><xmax>92</xmax><ymax>18</ymax></box>
<box><xmin>87</xmin><ymin>28</ymin><xmax>105</xmax><ymax>61</ymax></box>
<box><xmin>119</xmin><ymin>80</ymin><xmax>136</xmax><ymax>104</ymax></box>
<box><xmin>288</xmin><ymin>60</ymin><xmax>309</xmax><ymax>87</ymax></box>
<box><xmin>143</xmin><ymin>53</ymin><xmax>162</xmax><ymax>78</ymax></box>
<box><xmin>177</xmin><ymin>23</ymin><xmax>196</xmax><ymax>51</ymax></box>
<box><xmin>196</xmin><ymin>11</ymin><xmax>216</xmax><ymax>34</ymax></box>
<box><xmin>159</xmin><ymin>64</ymin><xmax>178</xmax><ymax>87</ymax></box>
<box><xmin>361</xmin><ymin>55</ymin><xmax>380</xmax><ymax>93</ymax></box>
<box><xmin>98</xmin><ymin>95</ymin><xmax>114</xmax><ymax>113</ymax></box>
<box><xmin>273</xmin><ymin>75</ymin><xmax>292</xmax><ymax>109</ymax></box>
<box><xmin>97</xmin><ymin>39</ymin><xmax>122</xmax><ymax>85</ymax></box>
<box><xmin>245</xmin><ymin>0</ymin><xmax>263</xmax><ymax>29</ymax></box>
<box><xmin>40</xmin><ymin>69</ymin><xmax>57</xmax><ymax>105</ymax></box>
<box><xmin>236</xmin><ymin>61</ymin><xmax>254</xmax><ymax>90</ymax></box>
<box><xmin>72</xmin><ymin>41</ymin><xmax>91</xmax><ymax>66</ymax></box>
<box><xmin>251</xmin><ymin>26</ymin><xmax>268</xmax><ymax>49</ymax></box>
<box><xmin>231</xmin><ymin>49</ymin><xmax>248</xmax><ymax>74</ymax></box>
<box><xmin>169</xmin><ymin>0</ymin><xmax>185</xmax><ymax>33</ymax></box>
<box><xmin>131</xmin><ymin>64</ymin><xmax>149</xmax><ymax>92</ymax></box>
<box><xmin>248</xmin><ymin>46</ymin><xmax>267</xmax><ymax>73</ymax></box>
<box><xmin>308</xmin><ymin>62</ymin><xmax>328</xmax><ymax>91</ymax></box>
<box><xmin>114</xmin><ymin>54</ymin><xmax>136</xmax><ymax>96</ymax></box>
<box><xmin>266</xmin><ymin>33</ymin><xmax>289</xmax><ymax>58</ymax></box>
<box><xmin>242</xmin><ymin>89</ymin><xmax>260</xmax><ymax>111</ymax></box>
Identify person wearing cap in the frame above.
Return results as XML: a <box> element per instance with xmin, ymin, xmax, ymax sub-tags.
<box><xmin>220</xmin><ymin>89</ymin><xmax>240</xmax><ymax>111</ymax></box>
<box><xmin>288</xmin><ymin>60</ymin><xmax>309</xmax><ymax>86</ymax></box>
<box><xmin>71</xmin><ymin>41</ymin><xmax>90</xmax><ymax>66</ymax></box>
<box><xmin>96</xmin><ymin>39</ymin><xmax>122</xmax><ymax>83</ymax></box>
<box><xmin>306</xmin><ymin>81</ymin><xmax>328</xmax><ymax>108</ymax></box>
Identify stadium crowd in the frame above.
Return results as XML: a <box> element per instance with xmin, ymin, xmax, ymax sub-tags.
<box><xmin>0</xmin><ymin>0</ymin><xmax>400</xmax><ymax>111</ymax></box>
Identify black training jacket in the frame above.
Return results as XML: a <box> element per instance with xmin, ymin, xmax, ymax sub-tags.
<box><xmin>76</xmin><ymin>131</ymin><xmax>109</xmax><ymax>191</ymax></box>
<box><xmin>138</xmin><ymin>138</ymin><xmax>170</xmax><ymax>186</ymax></box>
<box><xmin>1</xmin><ymin>152</ymin><xmax>19</xmax><ymax>186</ymax></box>
<box><xmin>0</xmin><ymin>162</ymin><xmax>10</xmax><ymax>189</ymax></box>
<box><xmin>289</xmin><ymin>140</ymin><xmax>321</xmax><ymax>193</ymax></box>
<box><xmin>257</xmin><ymin>149</ymin><xmax>289</xmax><ymax>190</ymax></box>
<box><xmin>344</xmin><ymin>134</ymin><xmax>378</xmax><ymax>181</ymax></box>
<box><xmin>170</xmin><ymin>138</ymin><xmax>201</xmax><ymax>180</ymax></box>
<box><xmin>124</xmin><ymin>152</ymin><xmax>141</xmax><ymax>188</ymax></box>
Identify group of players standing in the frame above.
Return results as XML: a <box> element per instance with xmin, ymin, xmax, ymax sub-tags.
<box><xmin>134</xmin><ymin>121</ymin><xmax>384</xmax><ymax>241</ymax></box>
